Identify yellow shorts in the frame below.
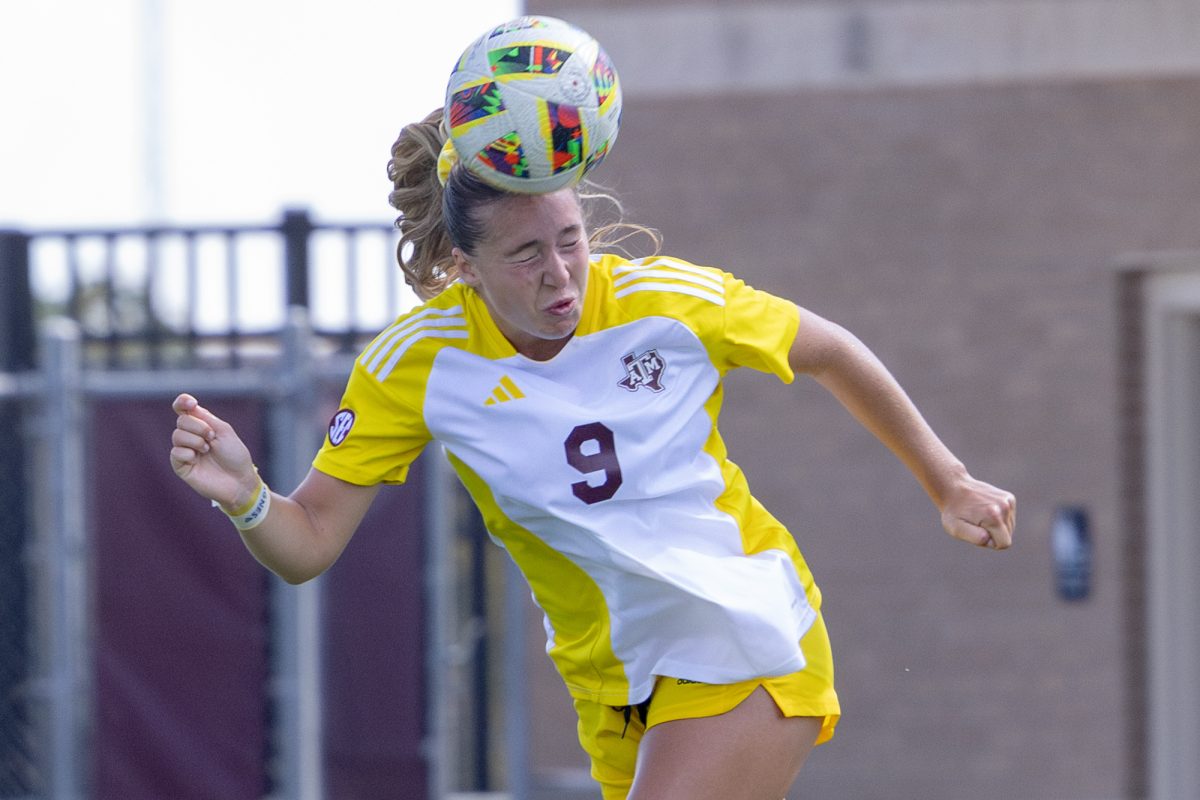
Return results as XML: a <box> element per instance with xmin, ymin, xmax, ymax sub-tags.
<box><xmin>572</xmin><ymin>612</ymin><xmax>840</xmax><ymax>800</ymax></box>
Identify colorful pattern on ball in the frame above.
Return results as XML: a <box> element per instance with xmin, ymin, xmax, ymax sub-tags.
<box><xmin>475</xmin><ymin>132</ymin><xmax>529</xmax><ymax>178</ymax></box>
<box><xmin>584</xmin><ymin>140</ymin><xmax>610</xmax><ymax>171</ymax></box>
<box><xmin>443</xmin><ymin>16</ymin><xmax>622</xmax><ymax>193</ymax></box>
<box><xmin>489</xmin><ymin>45</ymin><xmax>569</xmax><ymax>77</ymax></box>
<box><xmin>592</xmin><ymin>50</ymin><xmax>618</xmax><ymax>111</ymax></box>
<box><xmin>448</xmin><ymin>82</ymin><xmax>505</xmax><ymax>131</ymax></box>
<box><xmin>540</xmin><ymin>101</ymin><xmax>584</xmax><ymax>174</ymax></box>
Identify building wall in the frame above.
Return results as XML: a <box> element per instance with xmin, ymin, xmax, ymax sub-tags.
<box><xmin>518</xmin><ymin>2</ymin><xmax>1200</xmax><ymax>798</ymax></box>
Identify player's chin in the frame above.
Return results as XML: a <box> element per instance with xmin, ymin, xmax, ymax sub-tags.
<box><xmin>538</xmin><ymin>312</ymin><xmax>580</xmax><ymax>339</ymax></box>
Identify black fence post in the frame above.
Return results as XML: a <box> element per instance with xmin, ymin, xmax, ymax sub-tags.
<box><xmin>282</xmin><ymin>209</ymin><xmax>312</xmax><ymax>310</ymax></box>
<box><xmin>0</xmin><ymin>230</ymin><xmax>35</xmax><ymax>795</ymax></box>
<box><xmin>0</xmin><ymin>231</ymin><xmax>35</xmax><ymax>371</ymax></box>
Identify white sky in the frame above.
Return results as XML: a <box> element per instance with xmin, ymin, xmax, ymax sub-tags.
<box><xmin>0</xmin><ymin>0</ymin><xmax>521</xmax><ymax>229</ymax></box>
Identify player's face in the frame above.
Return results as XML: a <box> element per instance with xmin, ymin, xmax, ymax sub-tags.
<box><xmin>454</xmin><ymin>188</ymin><xmax>589</xmax><ymax>361</ymax></box>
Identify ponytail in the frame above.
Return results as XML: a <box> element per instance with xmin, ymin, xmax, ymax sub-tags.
<box><xmin>386</xmin><ymin>109</ymin><xmax>459</xmax><ymax>299</ymax></box>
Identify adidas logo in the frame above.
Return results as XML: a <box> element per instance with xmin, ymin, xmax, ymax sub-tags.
<box><xmin>485</xmin><ymin>375</ymin><xmax>525</xmax><ymax>406</ymax></box>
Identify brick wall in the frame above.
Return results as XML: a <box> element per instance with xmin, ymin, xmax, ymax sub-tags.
<box><xmin>515</xmin><ymin>5</ymin><xmax>1200</xmax><ymax>798</ymax></box>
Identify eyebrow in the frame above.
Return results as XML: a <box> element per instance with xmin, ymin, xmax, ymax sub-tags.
<box><xmin>501</xmin><ymin>224</ymin><xmax>583</xmax><ymax>259</ymax></box>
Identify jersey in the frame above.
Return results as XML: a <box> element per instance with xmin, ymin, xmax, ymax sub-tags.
<box><xmin>313</xmin><ymin>253</ymin><xmax>822</xmax><ymax>705</ymax></box>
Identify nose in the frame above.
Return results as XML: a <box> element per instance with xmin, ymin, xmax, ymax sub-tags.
<box><xmin>542</xmin><ymin>250</ymin><xmax>570</xmax><ymax>288</ymax></box>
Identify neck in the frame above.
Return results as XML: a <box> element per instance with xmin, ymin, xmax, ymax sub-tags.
<box><xmin>514</xmin><ymin>333</ymin><xmax>573</xmax><ymax>361</ymax></box>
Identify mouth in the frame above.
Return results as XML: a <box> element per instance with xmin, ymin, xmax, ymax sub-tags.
<box><xmin>543</xmin><ymin>296</ymin><xmax>578</xmax><ymax>317</ymax></box>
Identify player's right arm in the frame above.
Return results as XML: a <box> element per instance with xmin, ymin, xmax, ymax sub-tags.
<box><xmin>170</xmin><ymin>393</ymin><xmax>380</xmax><ymax>584</ymax></box>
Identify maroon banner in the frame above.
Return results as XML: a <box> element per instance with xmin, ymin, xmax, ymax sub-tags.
<box><xmin>322</xmin><ymin>473</ymin><xmax>428</xmax><ymax>799</ymax></box>
<box><xmin>91</xmin><ymin>398</ymin><xmax>270</xmax><ymax>799</ymax></box>
<box><xmin>90</xmin><ymin>396</ymin><xmax>429</xmax><ymax>797</ymax></box>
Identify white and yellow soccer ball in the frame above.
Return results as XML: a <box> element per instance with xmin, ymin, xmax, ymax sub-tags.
<box><xmin>443</xmin><ymin>16</ymin><xmax>622</xmax><ymax>194</ymax></box>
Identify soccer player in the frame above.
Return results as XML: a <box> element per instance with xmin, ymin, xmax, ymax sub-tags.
<box><xmin>169</xmin><ymin>108</ymin><xmax>1015</xmax><ymax>799</ymax></box>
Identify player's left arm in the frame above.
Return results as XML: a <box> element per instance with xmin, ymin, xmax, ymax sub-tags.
<box><xmin>788</xmin><ymin>305</ymin><xmax>1015</xmax><ymax>549</ymax></box>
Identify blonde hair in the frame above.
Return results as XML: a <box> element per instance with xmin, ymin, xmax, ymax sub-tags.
<box><xmin>387</xmin><ymin>108</ymin><xmax>458</xmax><ymax>300</ymax></box>
<box><xmin>387</xmin><ymin>107</ymin><xmax>660</xmax><ymax>300</ymax></box>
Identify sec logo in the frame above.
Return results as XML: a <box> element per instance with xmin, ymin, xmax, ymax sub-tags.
<box><xmin>328</xmin><ymin>409</ymin><xmax>355</xmax><ymax>446</ymax></box>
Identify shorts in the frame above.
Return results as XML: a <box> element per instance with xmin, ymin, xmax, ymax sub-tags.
<box><xmin>571</xmin><ymin>612</ymin><xmax>840</xmax><ymax>800</ymax></box>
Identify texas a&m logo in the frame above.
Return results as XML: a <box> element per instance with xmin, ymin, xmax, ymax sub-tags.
<box><xmin>617</xmin><ymin>349</ymin><xmax>666</xmax><ymax>393</ymax></box>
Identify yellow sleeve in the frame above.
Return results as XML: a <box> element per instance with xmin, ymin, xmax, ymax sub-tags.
<box><xmin>312</xmin><ymin>357</ymin><xmax>432</xmax><ymax>486</ymax></box>
<box><xmin>710</xmin><ymin>272</ymin><xmax>800</xmax><ymax>383</ymax></box>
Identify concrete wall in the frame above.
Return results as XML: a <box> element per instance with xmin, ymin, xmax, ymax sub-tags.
<box><xmin>514</xmin><ymin>2</ymin><xmax>1200</xmax><ymax>797</ymax></box>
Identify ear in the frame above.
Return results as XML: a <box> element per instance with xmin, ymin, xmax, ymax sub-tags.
<box><xmin>453</xmin><ymin>247</ymin><xmax>480</xmax><ymax>287</ymax></box>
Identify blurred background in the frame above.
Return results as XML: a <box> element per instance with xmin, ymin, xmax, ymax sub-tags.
<box><xmin>3</xmin><ymin>1</ymin><xmax>1200</xmax><ymax>799</ymax></box>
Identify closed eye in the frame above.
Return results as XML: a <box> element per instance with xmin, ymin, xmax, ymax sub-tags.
<box><xmin>507</xmin><ymin>246</ymin><xmax>539</xmax><ymax>264</ymax></box>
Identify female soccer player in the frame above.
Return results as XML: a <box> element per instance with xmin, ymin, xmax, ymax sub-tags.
<box><xmin>169</xmin><ymin>108</ymin><xmax>1015</xmax><ymax>799</ymax></box>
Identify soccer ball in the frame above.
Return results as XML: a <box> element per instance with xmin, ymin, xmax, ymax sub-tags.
<box><xmin>443</xmin><ymin>16</ymin><xmax>622</xmax><ymax>194</ymax></box>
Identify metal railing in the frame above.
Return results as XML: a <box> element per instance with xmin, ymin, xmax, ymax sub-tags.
<box><xmin>1</xmin><ymin>209</ymin><xmax>413</xmax><ymax>370</ymax></box>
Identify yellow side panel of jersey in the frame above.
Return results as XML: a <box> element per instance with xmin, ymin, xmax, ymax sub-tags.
<box><xmin>716</xmin><ymin>454</ymin><xmax>823</xmax><ymax>612</ymax></box>
<box><xmin>448</xmin><ymin>451</ymin><xmax>630</xmax><ymax>703</ymax></box>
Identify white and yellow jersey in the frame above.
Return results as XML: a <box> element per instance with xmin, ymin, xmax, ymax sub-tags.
<box><xmin>314</xmin><ymin>254</ymin><xmax>821</xmax><ymax>705</ymax></box>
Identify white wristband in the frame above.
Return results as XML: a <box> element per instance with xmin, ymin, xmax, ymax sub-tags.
<box><xmin>223</xmin><ymin>480</ymin><xmax>271</xmax><ymax>531</ymax></box>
